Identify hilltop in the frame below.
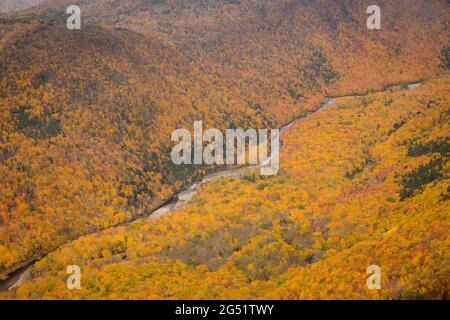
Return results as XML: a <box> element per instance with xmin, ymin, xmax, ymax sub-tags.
<box><xmin>0</xmin><ymin>0</ymin><xmax>43</xmax><ymax>13</ymax></box>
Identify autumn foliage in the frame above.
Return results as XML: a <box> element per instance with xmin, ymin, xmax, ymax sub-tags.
<box><xmin>2</xmin><ymin>76</ymin><xmax>448</xmax><ymax>300</ymax></box>
<box><xmin>0</xmin><ymin>0</ymin><xmax>449</xmax><ymax>299</ymax></box>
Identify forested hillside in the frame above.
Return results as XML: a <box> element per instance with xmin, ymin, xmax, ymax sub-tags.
<box><xmin>0</xmin><ymin>0</ymin><xmax>448</xmax><ymax>284</ymax></box>
<box><xmin>0</xmin><ymin>1</ymin><xmax>43</xmax><ymax>13</ymax></box>
<box><xmin>4</xmin><ymin>76</ymin><xmax>448</xmax><ymax>299</ymax></box>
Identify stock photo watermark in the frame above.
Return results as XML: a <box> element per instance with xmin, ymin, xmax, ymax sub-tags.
<box><xmin>366</xmin><ymin>265</ymin><xmax>381</xmax><ymax>290</ymax></box>
<box><xmin>367</xmin><ymin>5</ymin><xmax>381</xmax><ymax>30</ymax></box>
<box><xmin>66</xmin><ymin>5</ymin><xmax>81</xmax><ymax>30</ymax></box>
<box><xmin>66</xmin><ymin>265</ymin><xmax>81</xmax><ymax>290</ymax></box>
<box><xmin>171</xmin><ymin>121</ymin><xmax>280</xmax><ymax>176</ymax></box>
<box><xmin>64</xmin><ymin>5</ymin><xmax>380</xmax><ymax>31</ymax></box>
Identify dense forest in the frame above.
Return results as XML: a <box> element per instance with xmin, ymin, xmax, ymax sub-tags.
<box><xmin>0</xmin><ymin>0</ymin><xmax>43</xmax><ymax>13</ymax></box>
<box><xmin>3</xmin><ymin>76</ymin><xmax>448</xmax><ymax>299</ymax></box>
<box><xmin>0</xmin><ymin>0</ymin><xmax>449</xmax><ymax>298</ymax></box>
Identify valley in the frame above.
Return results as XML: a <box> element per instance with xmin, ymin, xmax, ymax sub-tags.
<box><xmin>0</xmin><ymin>0</ymin><xmax>448</xmax><ymax>300</ymax></box>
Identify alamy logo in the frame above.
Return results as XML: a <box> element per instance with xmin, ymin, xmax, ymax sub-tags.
<box><xmin>171</xmin><ymin>121</ymin><xmax>280</xmax><ymax>175</ymax></box>
<box><xmin>66</xmin><ymin>265</ymin><xmax>81</xmax><ymax>290</ymax></box>
<box><xmin>366</xmin><ymin>265</ymin><xmax>381</xmax><ymax>290</ymax></box>
<box><xmin>367</xmin><ymin>5</ymin><xmax>381</xmax><ymax>30</ymax></box>
<box><xmin>66</xmin><ymin>5</ymin><xmax>81</xmax><ymax>30</ymax></box>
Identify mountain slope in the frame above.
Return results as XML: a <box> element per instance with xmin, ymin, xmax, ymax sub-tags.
<box><xmin>4</xmin><ymin>76</ymin><xmax>448</xmax><ymax>299</ymax></box>
<box><xmin>0</xmin><ymin>0</ymin><xmax>43</xmax><ymax>13</ymax></box>
<box><xmin>0</xmin><ymin>0</ymin><xmax>448</xmax><ymax>279</ymax></box>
